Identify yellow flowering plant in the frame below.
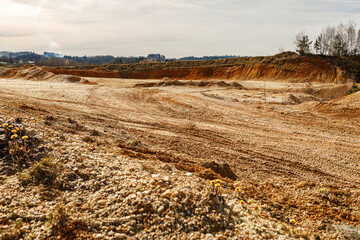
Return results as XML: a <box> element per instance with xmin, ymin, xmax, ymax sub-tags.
<box><xmin>2</xmin><ymin>121</ymin><xmax>31</xmax><ymax>163</ymax></box>
<box><xmin>289</xmin><ymin>219</ymin><xmax>296</xmax><ymax>224</ymax></box>
<box><xmin>210</xmin><ymin>179</ymin><xmax>223</xmax><ymax>195</ymax></box>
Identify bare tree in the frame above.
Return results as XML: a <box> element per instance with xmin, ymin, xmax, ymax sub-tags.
<box><xmin>355</xmin><ymin>30</ymin><xmax>360</xmax><ymax>55</ymax></box>
<box><xmin>311</xmin><ymin>20</ymin><xmax>359</xmax><ymax>56</ymax></box>
<box><xmin>321</xmin><ymin>25</ymin><xmax>336</xmax><ymax>55</ymax></box>
<box><xmin>346</xmin><ymin>20</ymin><xmax>357</xmax><ymax>55</ymax></box>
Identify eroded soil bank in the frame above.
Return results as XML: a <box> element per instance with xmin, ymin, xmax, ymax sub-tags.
<box><xmin>44</xmin><ymin>53</ymin><xmax>351</xmax><ymax>83</ymax></box>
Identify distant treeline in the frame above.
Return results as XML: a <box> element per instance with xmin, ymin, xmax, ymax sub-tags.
<box><xmin>0</xmin><ymin>51</ymin><xmax>241</xmax><ymax>67</ymax></box>
<box><xmin>294</xmin><ymin>20</ymin><xmax>360</xmax><ymax>81</ymax></box>
<box><xmin>0</xmin><ymin>53</ymin><xmax>146</xmax><ymax>66</ymax></box>
<box><xmin>176</xmin><ymin>55</ymin><xmax>241</xmax><ymax>61</ymax></box>
<box><xmin>295</xmin><ymin>20</ymin><xmax>360</xmax><ymax>56</ymax></box>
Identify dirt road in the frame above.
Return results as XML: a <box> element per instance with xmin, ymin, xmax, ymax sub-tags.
<box><xmin>1</xmin><ymin>77</ymin><xmax>359</xmax><ymax>187</ymax></box>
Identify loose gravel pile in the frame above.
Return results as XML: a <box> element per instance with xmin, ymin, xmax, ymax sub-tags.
<box><xmin>0</xmin><ymin>105</ymin><xmax>359</xmax><ymax>240</ymax></box>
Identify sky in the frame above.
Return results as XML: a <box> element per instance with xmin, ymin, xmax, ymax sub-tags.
<box><xmin>0</xmin><ymin>0</ymin><xmax>359</xmax><ymax>58</ymax></box>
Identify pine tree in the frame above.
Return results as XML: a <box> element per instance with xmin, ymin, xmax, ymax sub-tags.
<box><xmin>314</xmin><ymin>35</ymin><xmax>322</xmax><ymax>54</ymax></box>
<box><xmin>332</xmin><ymin>34</ymin><xmax>347</xmax><ymax>56</ymax></box>
<box><xmin>295</xmin><ymin>31</ymin><xmax>312</xmax><ymax>55</ymax></box>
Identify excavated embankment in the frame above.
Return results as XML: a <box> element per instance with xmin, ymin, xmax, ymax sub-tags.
<box><xmin>45</xmin><ymin>53</ymin><xmax>348</xmax><ymax>83</ymax></box>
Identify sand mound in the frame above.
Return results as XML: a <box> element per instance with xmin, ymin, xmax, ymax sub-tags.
<box><xmin>285</xmin><ymin>93</ymin><xmax>302</xmax><ymax>104</ymax></box>
<box><xmin>7</xmin><ymin>64</ymin><xmax>54</xmax><ymax>81</ymax></box>
<box><xmin>1</xmin><ymin>65</ymin><xmax>90</xmax><ymax>84</ymax></box>
<box><xmin>299</xmin><ymin>83</ymin><xmax>352</xmax><ymax>100</ymax></box>
<box><xmin>314</xmin><ymin>90</ymin><xmax>360</xmax><ymax>118</ymax></box>
<box><xmin>48</xmin><ymin>74</ymin><xmax>82</xmax><ymax>83</ymax></box>
<box><xmin>329</xmin><ymin>90</ymin><xmax>360</xmax><ymax>109</ymax></box>
<box><xmin>134</xmin><ymin>80</ymin><xmax>244</xmax><ymax>89</ymax></box>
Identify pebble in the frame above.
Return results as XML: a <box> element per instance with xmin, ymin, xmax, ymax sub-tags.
<box><xmin>157</xmin><ymin>205</ymin><xmax>166</xmax><ymax>215</ymax></box>
<box><xmin>185</xmin><ymin>172</ymin><xmax>193</xmax><ymax>177</ymax></box>
<box><xmin>161</xmin><ymin>189</ymin><xmax>173</xmax><ymax>199</ymax></box>
<box><xmin>114</xmin><ymin>233</ymin><xmax>128</xmax><ymax>239</ymax></box>
<box><xmin>97</xmin><ymin>199</ymin><xmax>107</xmax><ymax>205</ymax></box>
<box><xmin>95</xmin><ymin>233</ymin><xmax>103</xmax><ymax>239</ymax></box>
<box><xmin>22</xmin><ymin>225</ymin><xmax>30</xmax><ymax>231</ymax></box>
<box><xmin>205</xmin><ymin>233</ymin><xmax>216</xmax><ymax>240</ymax></box>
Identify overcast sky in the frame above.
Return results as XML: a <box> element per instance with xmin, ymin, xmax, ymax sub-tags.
<box><xmin>0</xmin><ymin>0</ymin><xmax>359</xmax><ymax>57</ymax></box>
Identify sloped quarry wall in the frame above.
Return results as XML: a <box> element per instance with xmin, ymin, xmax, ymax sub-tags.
<box><xmin>45</xmin><ymin>54</ymin><xmax>348</xmax><ymax>83</ymax></box>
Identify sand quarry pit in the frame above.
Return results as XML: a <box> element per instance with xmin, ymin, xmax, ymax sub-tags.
<box><xmin>0</xmin><ymin>76</ymin><xmax>358</xmax><ymax>185</ymax></box>
<box><xmin>0</xmin><ymin>66</ymin><xmax>360</xmax><ymax>238</ymax></box>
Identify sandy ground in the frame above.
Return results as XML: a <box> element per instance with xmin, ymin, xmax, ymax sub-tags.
<box><xmin>1</xmin><ymin>77</ymin><xmax>359</xmax><ymax>187</ymax></box>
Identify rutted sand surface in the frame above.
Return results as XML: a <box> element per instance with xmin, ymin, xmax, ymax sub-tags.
<box><xmin>1</xmin><ymin>77</ymin><xmax>359</xmax><ymax>187</ymax></box>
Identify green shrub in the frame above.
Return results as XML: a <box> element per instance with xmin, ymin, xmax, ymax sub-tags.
<box><xmin>346</xmin><ymin>83</ymin><xmax>360</xmax><ymax>95</ymax></box>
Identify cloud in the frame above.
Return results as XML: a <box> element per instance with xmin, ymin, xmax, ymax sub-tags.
<box><xmin>1</xmin><ymin>0</ymin><xmax>360</xmax><ymax>57</ymax></box>
<box><xmin>48</xmin><ymin>41</ymin><xmax>60</xmax><ymax>52</ymax></box>
<box><xmin>0</xmin><ymin>31</ymin><xmax>32</xmax><ymax>38</ymax></box>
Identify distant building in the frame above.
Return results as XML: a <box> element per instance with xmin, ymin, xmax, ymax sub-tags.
<box><xmin>146</xmin><ymin>54</ymin><xmax>166</xmax><ymax>62</ymax></box>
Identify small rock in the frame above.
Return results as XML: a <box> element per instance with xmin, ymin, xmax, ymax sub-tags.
<box><xmin>152</xmin><ymin>174</ymin><xmax>160</xmax><ymax>178</ymax></box>
<box><xmin>215</xmin><ymin>233</ymin><xmax>227</xmax><ymax>240</ymax></box>
<box><xmin>114</xmin><ymin>233</ymin><xmax>128</xmax><ymax>239</ymax></box>
<box><xmin>22</xmin><ymin>225</ymin><xmax>30</xmax><ymax>231</ymax></box>
<box><xmin>112</xmin><ymin>164</ymin><xmax>120</xmax><ymax>170</ymax></box>
<box><xmin>128</xmin><ymin>194</ymin><xmax>136</xmax><ymax>199</ymax></box>
<box><xmin>95</xmin><ymin>233</ymin><xmax>103</xmax><ymax>239</ymax></box>
<box><xmin>185</xmin><ymin>172</ymin><xmax>193</xmax><ymax>177</ymax></box>
<box><xmin>205</xmin><ymin>233</ymin><xmax>216</xmax><ymax>240</ymax></box>
<box><xmin>157</xmin><ymin>205</ymin><xmax>166</xmax><ymax>215</ymax></box>
<box><xmin>97</xmin><ymin>199</ymin><xmax>107</xmax><ymax>205</ymax></box>
<box><xmin>161</xmin><ymin>190</ymin><xmax>174</xmax><ymax>199</ymax></box>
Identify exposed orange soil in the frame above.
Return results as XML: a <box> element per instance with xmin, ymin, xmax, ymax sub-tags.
<box><xmin>45</xmin><ymin>53</ymin><xmax>348</xmax><ymax>83</ymax></box>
